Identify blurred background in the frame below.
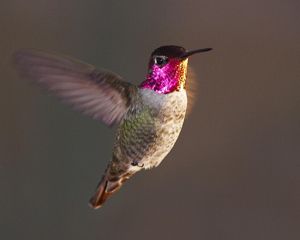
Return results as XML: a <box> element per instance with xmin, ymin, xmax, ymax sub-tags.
<box><xmin>0</xmin><ymin>0</ymin><xmax>299</xmax><ymax>239</ymax></box>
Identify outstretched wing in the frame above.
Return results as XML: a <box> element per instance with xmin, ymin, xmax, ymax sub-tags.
<box><xmin>14</xmin><ymin>49</ymin><xmax>137</xmax><ymax>126</ymax></box>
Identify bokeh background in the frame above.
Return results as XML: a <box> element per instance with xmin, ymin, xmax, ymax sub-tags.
<box><xmin>0</xmin><ymin>0</ymin><xmax>299</xmax><ymax>239</ymax></box>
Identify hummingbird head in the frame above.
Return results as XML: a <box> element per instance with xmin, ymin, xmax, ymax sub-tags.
<box><xmin>140</xmin><ymin>45</ymin><xmax>212</xmax><ymax>94</ymax></box>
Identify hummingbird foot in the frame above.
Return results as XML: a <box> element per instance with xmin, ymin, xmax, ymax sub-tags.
<box><xmin>131</xmin><ymin>160</ymin><xmax>144</xmax><ymax>168</ymax></box>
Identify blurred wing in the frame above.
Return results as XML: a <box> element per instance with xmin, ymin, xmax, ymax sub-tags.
<box><xmin>185</xmin><ymin>66</ymin><xmax>198</xmax><ymax>117</ymax></box>
<box><xmin>14</xmin><ymin>49</ymin><xmax>137</xmax><ymax>126</ymax></box>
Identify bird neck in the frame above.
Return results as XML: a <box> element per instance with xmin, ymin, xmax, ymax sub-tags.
<box><xmin>140</xmin><ymin>59</ymin><xmax>188</xmax><ymax>94</ymax></box>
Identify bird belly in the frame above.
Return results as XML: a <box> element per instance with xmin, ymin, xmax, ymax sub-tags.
<box><xmin>115</xmin><ymin>89</ymin><xmax>187</xmax><ymax>171</ymax></box>
<box><xmin>141</xmin><ymin>116</ymin><xmax>185</xmax><ymax>169</ymax></box>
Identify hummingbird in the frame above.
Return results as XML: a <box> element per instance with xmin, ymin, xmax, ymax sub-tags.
<box><xmin>14</xmin><ymin>45</ymin><xmax>212</xmax><ymax>209</ymax></box>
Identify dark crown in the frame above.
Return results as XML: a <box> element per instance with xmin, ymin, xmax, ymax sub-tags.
<box><xmin>151</xmin><ymin>45</ymin><xmax>186</xmax><ymax>58</ymax></box>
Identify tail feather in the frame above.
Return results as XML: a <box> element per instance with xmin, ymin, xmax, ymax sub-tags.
<box><xmin>89</xmin><ymin>172</ymin><xmax>132</xmax><ymax>209</ymax></box>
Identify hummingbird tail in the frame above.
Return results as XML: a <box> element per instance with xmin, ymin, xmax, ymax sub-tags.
<box><xmin>89</xmin><ymin>171</ymin><xmax>132</xmax><ymax>209</ymax></box>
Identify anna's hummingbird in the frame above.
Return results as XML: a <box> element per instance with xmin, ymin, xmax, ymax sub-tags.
<box><xmin>14</xmin><ymin>45</ymin><xmax>212</xmax><ymax>209</ymax></box>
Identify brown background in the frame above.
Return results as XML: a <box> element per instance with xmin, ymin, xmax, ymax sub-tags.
<box><xmin>0</xmin><ymin>0</ymin><xmax>299</xmax><ymax>239</ymax></box>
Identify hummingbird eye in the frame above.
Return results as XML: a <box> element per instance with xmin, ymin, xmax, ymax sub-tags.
<box><xmin>154</xmin><ymin>56</ymin><xmax>168</xmax><ymax>67</ymax></box>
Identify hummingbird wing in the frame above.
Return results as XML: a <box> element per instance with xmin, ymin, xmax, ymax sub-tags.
<box><xmin>185</xmin><ymin>66</ymin><xmax>198</xmax><ymax>117</ymax></box>
<box><xmin>14</xmin><ymin>49</ymin><xmax>137</xmax><ymax>126</ymax></box>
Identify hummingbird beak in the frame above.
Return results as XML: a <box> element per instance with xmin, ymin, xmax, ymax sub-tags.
<box><xmin>180</xmin><ymin>48</ymin><xmax>213</xmax><ymax>59</ymax></box>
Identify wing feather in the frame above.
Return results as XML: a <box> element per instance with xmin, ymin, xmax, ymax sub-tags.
<box><xmin>14</xmin><ymin>49</ymin><xmax>137</xmax><ymax>126</ymax></box>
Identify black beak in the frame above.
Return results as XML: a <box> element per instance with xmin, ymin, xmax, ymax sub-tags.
<box><xmin>180</xmin><ymin>48</ymin><xmax>213</xmax><ymax>59</ymax></box>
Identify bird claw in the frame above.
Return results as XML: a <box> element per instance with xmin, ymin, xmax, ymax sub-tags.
<box><xmin>131</xmin><ymin>160</ymin><xmax>144</xmax><ymax>168</ymax></box>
